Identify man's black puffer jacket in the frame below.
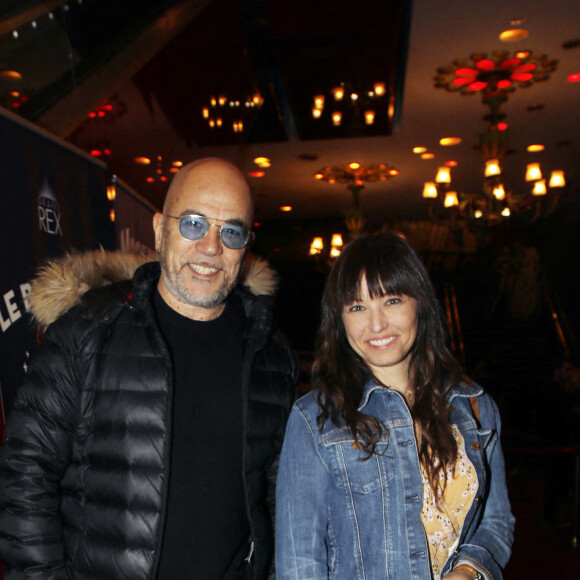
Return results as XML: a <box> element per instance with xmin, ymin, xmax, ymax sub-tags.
<box><xmin>0</xmin><ymin>252</ymin><xmax>298</xmax><ymax>579</ymax></box>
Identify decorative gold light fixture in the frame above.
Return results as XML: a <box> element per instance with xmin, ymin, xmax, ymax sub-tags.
<box><xmin>308</xmin><ymin>233</ymin><xmax>343</xmax><ymax>259</ymax></box>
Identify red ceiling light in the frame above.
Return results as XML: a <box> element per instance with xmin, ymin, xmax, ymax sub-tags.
<box><xmin>568</xmin><ymin>73</ymin><xmax>580</xmax><ymax>82</ymax></box>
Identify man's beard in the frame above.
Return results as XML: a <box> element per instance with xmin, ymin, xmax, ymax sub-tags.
<box><xmin>158</xmin><ymin>239</ymin><xmax>239</xmax><ymax>311</ymax></box>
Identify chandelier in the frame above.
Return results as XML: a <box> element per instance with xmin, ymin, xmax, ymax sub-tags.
<box><xmin>314</xmin><ymin>162</ymin><xmax>400</xmax><ymax>235</ymax></box>
<box><xmin>425</xmin><ymin>49</ymin><xmax>565</xmax><ymax>223</ymax></box>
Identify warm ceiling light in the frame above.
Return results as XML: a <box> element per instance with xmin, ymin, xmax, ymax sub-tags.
<box><xmin>364</xmin><ymin>110</ymin><xmax>375</xmax><ymax>125</ymax></box>
<box><xmin>567</xmin><ymin>73</ymin><xmax>580</xmax><ymax>82</ymax></box>
<box><xmin>532</xmin><ymin>179</ymin><xmax>547</xmax><ymax>196</ymax></box>
<box><xmin>527</xmin><ymin>144</ymin><xmax>545</xmax><ymax>152</ymax></box>
<box><xmin>330</xmin><ymin>246</ymin><xmax>341</xmax><ymax>258</ymax></box>
<box><xmin>440</xmin><ymin>137</ymin><xmax>461</xmax><ymax>146</ymax></box>
<box><xmin>106</xmin><ymin>184</ymin><xmax>116</xmax><ymax>201</ymax></box>
<box><xmin>310</xmin><ymin>237</ymin><xmax>324</xmax><ymax>255</ymax></box>
<box><xmin>422</xmin><ymin>182</ymin><xmax>438</xmax><ymax>199</ymax></box>
<box><xmin>388</xmin><ymin>169</ymin><xmax>400</xmax><ymax>176</ymax></box>
<box><xmin>435</xmin><ymin>166</ymin><xmax>451</xmax><ymax>184</ymax></box>
<box><xmin>254</xmin><ymin>157</ymin><xmax>271</xmax><ymax>167</ymax></box>
<box><xmin>333</xmin><ymin>87</ymin><xmax>345</xmax><ymax>101</ymax></box>
<box><xmin>493</xmin><ymin>184</ymin><xmax>506</xmax><ymax>200</ymax></box>
<box><xmin>0</xmin><ymin>70</ymin><xmax>22</xmax><ymax>80</ymax></box>
<box><xmin>248</xmin><ymin>170</ymin><xmax>265</xmax><ymax>178</ymax></box>
<box><xmin>549</xmin><ymin>170</ymin><xmax>566</xmax><ymax>188</ymax></box>
<box><xmin>280</xmin><ymin>206</ymin><xmax>292</xmax><ymax>212</ymax></box>
<box><xmin>216</xmin><ymin>118</ymin><xmax>223</xmax><ymax>127</ymax></box>
<box><xmin>9</xmin><ymin>90</ymin><xmax>20</xmax><ymax>97</ymax></box>
<box><xmin>474</xmin><ymin>209</ymin><xmax>484</xmax><ymax>219</ymax></box>
<box><xmin>312</xmin><ymin>107</ymin><xmax>322</xmax><ymax>118</ymax></box>
<box><xmin>202</xmin><ymin>107</ymin><xmax>209</xmax><ymax>118</ymax></box>
<box><xmin>499</xmin><ymin>28</ymin><xmax>529</xmax><ymax>42</ymax></box>
<box><xmin>170</xmin><ymin>167</ymin><xmax>179</xmax><ymax>173</ymax></box>
<box><xmin>349</xmin><ymin>162</ymin><xmax>360</xmax><ymax>170</ymax></box>
<box><xmin>146</xmin><ymin>177</ymin><xmax>155</xmax><ymax>183</ymax></box>
<box><xmin>172</xmin><ymin>161</ymin><xmax>183</xmax><ymax>167</ymax></box>
<box><xmin>525</xmin><ymin>162</ymin><xmax>542</xmax><ymax>181</ymax></box>
<box><xmin>485</xmin><ymin>158</ymin><xmax>501</xmax><ymax>177</ymax></box>
<box><xmin>314</xmin><ymin>95</ymin><xmax>325</xmax><ymax>109</ymax></box>
<box><xmin>209</xmin><ymin>119</ymin><xmax>215</xmax><ymax>128</ymax></box>
<box><xmin>350</xmin><ymin>93</ymin><xmax>358</xmax><ymax>101</ymax></box>
<box><xmin>413</xmin><ymin>146</ymin><xmax>427</xmax><ymax>154</ymax></box>
<box><xmin>421</xmin><ymin>152</ymin><xmax>435</xmax><ymax>160</ymax></box>
<box><xmin>501</xmin><ymin>207</ymin><xmax>511</xmax><ymax>217</ymax></box>
<box><xmin>373</xmin><ymin>82</ymin><xmax>385</xmax><ymax>96</ymax></box>
<box><xmin>444</xmin><ymin>191</ymin><xmax>459</xmax><ymax>208</ymax></box>
<box><xmin>218</xmin><ymin>96</ymin><xmax>226</xmax><ymax>106</ymax></box>
<box><xmin>445</xmin><ymin>160</ymin><xmax>458</xmax><ymax>167</ymax></box>
<box><xmin>331</xmin><ymin>233</ymin><xmax>343</xmax><ymax>247</ymax></box>
<box><xmin>134</xmin><ymin>157</ymin><xmax>151</xmax><ymax>165</ymax></box>
<box><xmin>314</xmin><ymin>173</ymin><xmax>324</xmax><ymax>180</ymax></box>
<box><xmin>332</xmin><ymin>111</ymin><xmax>342</xmax><ymax>126</ymax></box>
<box><xmin>110</xmin><ymin>209</ymin><xmax>115</xmax><ymax>223</ymax></box>
<box><xmin>210</xmin><ymin>97</ymin><xmax>217</xmax><ymax>107</ymax></box>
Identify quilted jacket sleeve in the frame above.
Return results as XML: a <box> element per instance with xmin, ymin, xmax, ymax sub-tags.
<box><xmin>0</xmin><ymin>311</ymin><xmax>88</xmax><ymax>579</ymax></box>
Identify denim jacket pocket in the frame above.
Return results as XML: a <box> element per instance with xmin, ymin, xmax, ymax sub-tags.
<box><xmin>321</xmin><ymin>429</ymin><xmax>393</xmax><ymax>494</ymax></box>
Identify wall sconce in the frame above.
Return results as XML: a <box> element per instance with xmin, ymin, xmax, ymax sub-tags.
<box><xmin>492</xmin><ymin>184</ymin><xmax>506</xmax><ymax>200</ymax></box>
<box><xmin>444</xmin><ymin>191</ymin><xmax>459</xmax><ymax>207</ymax></box>
<box><xmin>309</xmin><ymin>237</ymin><xmax>324</xmax><ymax>255</ymax></box>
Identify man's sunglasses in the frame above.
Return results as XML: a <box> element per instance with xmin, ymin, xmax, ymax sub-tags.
<box><xmin>164</xmin><ymin>214</ymin><xmax>254</xmax><ymax>250</ymax></box>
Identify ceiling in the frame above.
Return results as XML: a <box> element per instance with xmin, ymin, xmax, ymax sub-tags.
<box><xmin>2</xmin><ymin>0</ymin><xmax>580</xmax><ymax>228</ymax></box>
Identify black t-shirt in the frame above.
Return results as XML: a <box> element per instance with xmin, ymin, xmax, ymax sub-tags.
<box><xmin>155</xmin><ymin>290</ymin><xmax>249</xmax><ymax>579</ymax></box>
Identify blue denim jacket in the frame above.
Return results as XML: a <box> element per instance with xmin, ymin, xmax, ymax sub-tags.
<box><xmin>276</xmin><ymin>381</ymin><xmax>515</xmax><ymax>579</ymax></box>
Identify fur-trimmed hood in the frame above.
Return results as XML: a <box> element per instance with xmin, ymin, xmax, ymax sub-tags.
<box><xmin>29</xmin><ymin>249</ymin><xmax>279</xmax><ymax>328</ymax></box>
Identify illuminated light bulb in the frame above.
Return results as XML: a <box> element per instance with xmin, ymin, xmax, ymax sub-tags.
<box><xmin>312</xmin><ymin>106</ymin><xmax>322</xmax><ymax>118</ymax></box>
<box><xmin>422</xmin><ymin>182</ymin><xmax>438</xmax><ymax>199</ymax></box>
<box><xmin>202</xmin><ymin>107</ymin><xmax>209</xmax><ymax>118</ymax></box>
<box><xmin>173</xmin><ymin>161</ymin><xmax>183</xmax><ymax>167</ymax></box>
<box><xmin>527</xmin><ymin>144</ymin><xmax>544</xmax><ymax>152</ymax></box>
<box><xmin>253</xmin><ymin>94</ymin><xmax>261</xmax><ymax>104</ymax></box>
<box><xmin>350</xmin><ymin>93</ymin><xmax>358</xmax><ymax>101</ymax></box>
<box><xmin>444</xmin><ymin>191</ymin><xmax>459</xmax><ymax>207</ymax></box>
<box><xmin>364</xmin><ymin>110</ymin><xmax>375</xmax><ymax>125</ymax></box>
<box><xmin>499</xmin><ymin>28</ymin><xmax>529</xmax><ymax>42</ymax></box>
<box><xmin>109</xmin><ymin>209</ymin><xmax>115</xmax><ymax>222</ymax></box>
<box><xmin>314</xmin><ymin>95</ymin><xmax>325</xmax><ymax>109</ymax></box>
<box><xmin>332</xmin><ymin>112</ymin><xmax>342</xmax><ymax>126</ymax></box>
<box><xmin>170</xmin><ymin>167</ymin><xmax>179</xmax><ymax>173</ymax></box>
<box><xmin>421</xmin><ymin>152</ymin><xmax>435</xmax><ymax>160</ymax></box>
<box><xmin>254</xmin><ymin>157</ymin><xmax>270</xmax><ymax>167</ymax></box>
<box><xmin>218</xmin><ymin>96</ymin><xmax>226</xmax><ymax>106</ymax></box>
<box><xmin>435</xmin><ymin>166</ymin><xmax>451</xmax><ymax>184</ymax></box>
<box><xmin>314</xmin><ymin>173</ymin><xmax>324</xmax><ymax>180</ymax></box>
<box><xmin>210</xmin><ymin>97</ymin><xmax>217</xmax><ymax>107</ymax></box>
<box><xmin>440</xmin><ymin>137</ymin><xmax>461</xmax><ymax>146</ymax></box>
<box><xmin>549</xmin><ymin>170</ymin><xmax>565</xmax><ymax>188</ymax></box>
<box><xmin>474</xmin><ymin>209</ymin><xmax>483</xmax><ymax>219</ymax></box>
<box><xmin>216</xmin><ymin>118</ymin><xmax>222</xmax><ymax>127</ymax></box>
<box><xmin>413</xmin><ymin>146</ymin><xmax>427</xmax><ymax>154</ymax></box>
<box><xmin>525</xmin><ymin>162</ymin><xmax>542</xmax><ymax>181</ymax></box>
<box><xmin>493</xmin><ymin>184</ymin><xmax>506</xmax><ymax>200</ymax></box>
<box><xmin>106</xmin><ymin>184</ymin><xmax>116</xmax><ymax>201</ymax></box>
<box><xmin>485</xmin><ymin>158</ymin><xmax>501</xmax><ymax>177</ymax></box>
<box><xmin>373</xmin><ymin>82</ymin><xmax>385</xmax><ymax>96</ymax></box>
<box><xmin>349</xmin><ymin>162</ymin><xmax>360</xmax><ymax>170</ymax></box>
<box><xmin>532</xmin><ymin>179</ymin><xmax>547</xmax><ymax>196</ymax></box>
<box><xmin>501</xmin><ymin>207</ymin><xmax>511</xmax><ymax>217</ymax></box>
<box><xmin>134</xmin><ymin>156</ymin><xmax>151</xmax><ymax>165</ymax></box>
<box><xmin>280</xmin><ymin>206</ymin><xmax>292</xmax><ymax>212</ymax></box>
<box><xmin>310</xmin><ymin>237</ymin><xmax>324</xmax><ymax>255</ymax></box>
<box><xmin>331</xmin><ymin>234</ymin><xmax>343</xmax><ymax>247</ymax></box>
<box><xmin>333</xmin><ymin>87</ymin><xmax>345</xmax><ymax>101</ymax></box>
<box><xmin>209</xmin><ymin>119</ymin><xmax>215</xmax><ymax>128</ymax></box>
<box><xmin>330</xmin><ymin>246</ymin><xmax>341</xmax><ymax>258</ymax></box>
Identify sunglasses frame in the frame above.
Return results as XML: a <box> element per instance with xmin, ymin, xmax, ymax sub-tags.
<box><xmin>164</xmin><ymin>214</ymin><xmax>254</xmax><ymax>250</ymax></box>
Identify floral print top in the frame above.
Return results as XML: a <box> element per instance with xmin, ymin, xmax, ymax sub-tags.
<box><xmin>420</xmin><ymin>426</ymin><xmax>479</xmax><ymax>579</ymax></box>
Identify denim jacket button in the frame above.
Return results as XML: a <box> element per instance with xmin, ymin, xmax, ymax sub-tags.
<box><xmin>471</xmin><ymin>441</ymin><xmax>480</xmax><ymax>450</ymax></box>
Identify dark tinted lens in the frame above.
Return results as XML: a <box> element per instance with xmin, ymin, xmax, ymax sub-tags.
<box><xmin>179</xmin><ymin>215</ymin><xmax>208</xmax><ymax>240</ymax></box>
<box><xmin>220</xmin><ymin>224</ymin><xmax>249</xmax><ymax>249</ymax></box>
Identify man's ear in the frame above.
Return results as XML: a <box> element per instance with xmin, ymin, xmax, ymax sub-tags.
<box><xmin>153</xmin><ymin>212</ymin><xmax>164</xmax><ymax>253</ymax></box>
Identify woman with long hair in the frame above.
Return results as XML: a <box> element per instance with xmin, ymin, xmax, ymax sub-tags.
<box><xmin>276</xmin><ymin>231</ymin><xmax>514</xmax><ymax>579</ymax></box>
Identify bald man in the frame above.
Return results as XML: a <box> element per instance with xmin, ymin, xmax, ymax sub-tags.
<box><xmin>0</xmin><ymin>158</ymin><xmax>299</xmax><ymax>580</ymax></box>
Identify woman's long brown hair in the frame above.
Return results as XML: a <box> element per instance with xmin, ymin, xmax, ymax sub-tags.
<box><xmin>313</xmin><ymin>231</ymin><xmax>464</xmax><ymax>497</ymax></box>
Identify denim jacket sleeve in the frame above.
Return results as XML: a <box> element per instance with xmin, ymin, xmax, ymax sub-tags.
<box><xmin>276</xmin><ymin>400</ymin><xmax>331</xmax><ymax>580</ymax></box>
<box><xmin>447</xmin><ymin>393</ymin><xmax>515</xmax><ymax>580</ymax></box>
